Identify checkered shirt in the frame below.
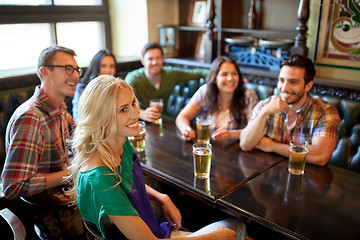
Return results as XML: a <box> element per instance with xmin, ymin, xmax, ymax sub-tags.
<box><xmin>250</xmin><ymin>94</ymin><xmax>340</xmax><ymax>144</ymax></box>
<box><xmin>1</xmin><ymin>86</ymin><xmax>75</xmax><ymax>199</ymax></box>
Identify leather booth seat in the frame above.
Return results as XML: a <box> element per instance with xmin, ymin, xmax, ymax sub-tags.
<box><xmin>166</xmin><ymin>81</ymin><xmax>360</xmax><ymax>173</ymax></box>
<box><xmin>166</xmin><ymin>78</ymin><xmax>205</xmax><ymax>118</ymax></box>
<box><xmin>1</xmin><ymin>81</ymin><xmax>359</xmax><ymax>173</ymax></box>
<box><xmin>0</xmin><ymin>87</ymin><xmax>35</xmax><ymax>171</ymax></box>
<box><xmin>0</xmin><ymin>86</ymin><xmax>73</xmax><ymax>172</ymax></box>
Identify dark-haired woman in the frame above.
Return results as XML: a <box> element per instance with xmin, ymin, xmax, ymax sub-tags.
<box><xmin>176</xmin><ymin>56</ymin><xmax>258</xmax><ymax>141</ymax></box>
<box><xmin>72</xmin><ymin>49</ymin><xmax>116</xmax><ymax>121</ymax></box>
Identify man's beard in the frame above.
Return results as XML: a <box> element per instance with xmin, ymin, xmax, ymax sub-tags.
<box><xmin>280</xmin><ymin>89</ymin><xmax>305</xmax><ymax>105</ymax></box>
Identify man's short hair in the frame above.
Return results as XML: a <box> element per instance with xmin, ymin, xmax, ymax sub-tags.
<box><xmin>141</xmin><ymin>42</ymin><xmax>163</xmax><ymax>57</ymax></box>
<box><xmin>280</xmin><ymin>55</ymin><xmax>316</xmax><ymax>84</ymax></box>
<box><xmin>37</xmin><ymin>45</ymin><xmax>77</xmax><ymax>80</ymax></box>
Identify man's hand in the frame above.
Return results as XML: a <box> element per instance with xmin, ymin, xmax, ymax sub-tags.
<box><xmin>263</xmin><ymin>96</ymin><xmax>289</xmax><ymax>115</ymax></box>
<box><xmin>256</xmin><ymin>136</ymin><xmax>275</xmax><ymax>152</ymax></box>
<box><xmin>140</xmin><ymin>107</ymin><xmax>161</xmax><ymax>123</ymax></box>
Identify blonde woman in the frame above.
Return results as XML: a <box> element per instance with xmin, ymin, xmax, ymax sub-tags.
<box><xmin>68</xmin><ymin>75</ymin><xmax>248</xmax><ymax>239</ymax></box>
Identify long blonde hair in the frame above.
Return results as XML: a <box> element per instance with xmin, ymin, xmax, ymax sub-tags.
<box><xmin>67</xmin><ymin>75</ymin><xmax>134</xmax><ymax>204</ymax></box>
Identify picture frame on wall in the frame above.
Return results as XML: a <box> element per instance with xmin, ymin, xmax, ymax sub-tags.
<box><xmin>188</xmin><ymin>0</ymin><xmax>207</xmax><ymax>27</ymax></box>
<box><xmin>315</xmin><ymin>0</ymin><xmax>360</xmax><ymax>70</ymax></box>
<box><xmin>160</xmin><ymin>27</ymin><xmax>175</xmax><ymax>47</ymax></box>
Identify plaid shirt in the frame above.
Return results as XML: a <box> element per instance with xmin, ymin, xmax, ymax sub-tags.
<box><xmin>2</xmin><ymin>86</ymin><xmax>75</xmax><ymax>199</ymax></box>
<box><xmin>250</xmin><ymin>94</ymin><xmax>340</xmax><ymax>144</ymax></box>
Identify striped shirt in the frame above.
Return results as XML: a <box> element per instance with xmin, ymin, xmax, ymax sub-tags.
<box><xmin>250</xmin><ymin>94</ymin><xmax>340</xmax><ymax>144</ymax></box>
<box><xmin>2</xmin><ymin>86</ymin><xmax>75</xmax><ymax>199</ymax></box>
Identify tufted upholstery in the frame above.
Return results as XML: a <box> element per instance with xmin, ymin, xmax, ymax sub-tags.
<box><xmin>0</xmin><ymin>87</ymin><xmax>36</xmax><ymax>172</ymax></box>
<box><xmin>1</xmin><ymin>81</ymin><xmax>359</xmax><ymax>173</ymax></box>
<box><xmin>320</xmin><ymin>97</ymin><xmax>360</xmax><ymax>172</ymax></box>
<box><xmin>244</xmin><ymin>83</ymin><xmax>275</xmax><ymax>101</ymax></box>
<box><xmin>166</xmin><ymin>78</ymin><xmax>205</xmax><ymax>118</ymax></box>
<box><xmin>166</xmin><ymin>81</ymin><xmax>360</xmax><ymax>173</ymax></box>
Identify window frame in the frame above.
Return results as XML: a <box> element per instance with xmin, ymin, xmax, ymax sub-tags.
<box><xmin>0</xmin><ymin>1</ymin><xmax>112</xmax><ymax>50</ymax></box>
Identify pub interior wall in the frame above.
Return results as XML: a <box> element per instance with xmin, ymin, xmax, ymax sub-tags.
<box><xmin>109</xmin><ymin>0</ymin><xmax>359</xmax><ymax>83</ymax></box>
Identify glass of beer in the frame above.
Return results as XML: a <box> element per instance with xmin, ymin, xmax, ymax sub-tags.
<box><xmin>149</xmin><ymin>99</ymin><xmax>164</xmax><ymax>125</ymax></box>
<box><xmin>288</xmin><ymin>140</ymin><xmax>309</xmax><ymax>175</ymax></box>
<box><xmin>193</xmin><ymin>142</ymin><xmax>212</xmax><ymax>179</ymax></box>
<box><xmin>196</xmin><ymin>115</ymin><xmax>213</xmax><ymax>143</ymax></box>
<box><xmin>133</xmin><ymin>121</ymin><xmax>146</xmax><ymax>152</ymax></box>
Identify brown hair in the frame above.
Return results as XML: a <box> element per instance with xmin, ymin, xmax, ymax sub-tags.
<box><xmin>280</xmin><ymin>55</ymin><xmax>316</xmax><ymax>84</ymax></box>
<box><xmin>141</xmin><ymin>42</ymin><xmax>163</xmax><ymax>57</ymax></box>
<box><xmin>37</xmin><ymin>45</ymin><xmax>76</xmax><ymax>80</ymax></box>
<box><xmin>203</xmin><ymin>56</ymin><xmax>247</xmax><ymax>128</ymax></box>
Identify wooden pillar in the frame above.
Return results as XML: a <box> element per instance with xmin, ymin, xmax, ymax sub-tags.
<box><xmin>291</xmin><ymin>0</ymin><xmax>309</xmax><ymax>57</ymax></box>
<box><xmin>204</xmin><ymin>0</ymin><xmax>216</xmax><ymax>63</ymax></box>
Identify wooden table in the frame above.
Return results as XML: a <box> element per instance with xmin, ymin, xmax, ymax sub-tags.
<box><xmin>217</xmin><ymin>160</ymin><xmax>360</xmax><ymax>240</ymax></box>
<box><xmin>140</xmin><ymin>121</ymin><xmax>360</xmax><ymax>239</ymax></box>
<box><xmin>140</xmin><ymin>122</ymin><xmax>284</xmax><ymax>203</ymax></box>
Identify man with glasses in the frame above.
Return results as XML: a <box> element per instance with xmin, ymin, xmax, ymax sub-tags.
<box><xmin>1</xmin><ymin>45</ymin><xmax>84</xmax><ymax>238</ymax></box>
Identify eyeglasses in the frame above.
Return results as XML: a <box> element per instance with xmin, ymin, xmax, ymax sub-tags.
<box><xmin>43</xmin><ymin>65</ymin><xmax>83</xmax><ymax>77</ymax></box>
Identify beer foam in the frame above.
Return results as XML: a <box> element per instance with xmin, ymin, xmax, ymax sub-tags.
<box><xmin>194</xmin><ymin>148</ymin><xmax>210</xmax><ymax>155</ymax></box>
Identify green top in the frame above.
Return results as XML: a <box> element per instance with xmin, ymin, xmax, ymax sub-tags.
<box><xmin>125</xmin><ymin>66</ymin><xmax>209</xmax><ymax>111</ymax></box>
<box><xmin>77</xmin><ymin>140</ymin><xmax>137</xmax><ymax>238</ymax></box>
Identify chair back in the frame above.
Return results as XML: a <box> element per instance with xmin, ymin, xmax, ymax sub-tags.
<box><xmin>83</xmin><ymin>219</ymin><xmax>104</xmax><ymax>240</ymax></box>
<box><xmin>20</xmin><ymin>193</ymin><xmax>75</xmax><ymax>239</ymax></box>
<box><xmin>0</xmin><ymin>208</ymin><xmax>26</xmax><ymax>240</ymax></box>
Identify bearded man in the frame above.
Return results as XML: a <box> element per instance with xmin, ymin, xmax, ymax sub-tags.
<box><xmin>240</xmin><ymin>55</ymin><xmax>340</xmax><ymax>166</ymax></box>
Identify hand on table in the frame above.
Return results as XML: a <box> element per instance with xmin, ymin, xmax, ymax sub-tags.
<box><xmin>256</xmin><ymin>136</ymin><xmax>275</xmax><ymax>152</ymax></box>
<box><xmin>211</xmin><ymin>127</ymin><xmax>230</xmax><ymax>141</ymax></box>
<box><xmin>181</xmin><ymin>125</ymin><xmax>195</xmax><ymax>141</ymax></box>
<box><xmin>140</xmin><ymin>107</ymin><xmax>161</xmax><ymax>123</ymax></box>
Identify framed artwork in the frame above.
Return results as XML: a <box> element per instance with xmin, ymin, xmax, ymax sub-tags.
<box><xmin>160</xmin><ymin>27</ymin><xmax>175</xmax><ymax>47</ymax></box>
<box><xmin>315</xmin><ymin>0</ymin><xmax>360</xmax><ymax>70</ymax></box>
<box><xmin>188</xmin><ymin>0</ymin><xmax>207</xmax><ymax>26</ymax></box>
